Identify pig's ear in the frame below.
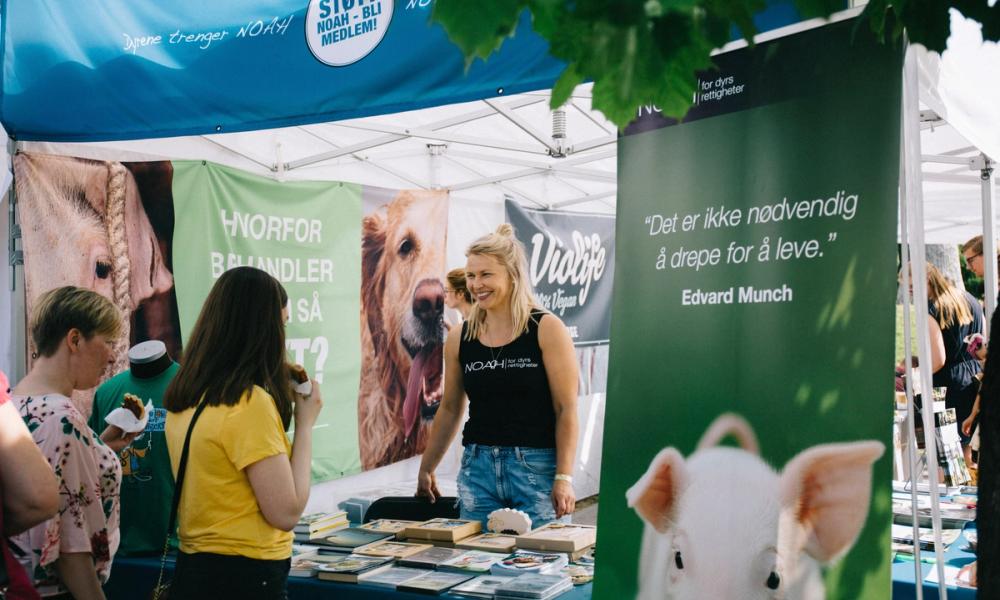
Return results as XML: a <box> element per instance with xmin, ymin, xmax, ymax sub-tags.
<box><xmin>626</xmin><ymin>447</ymin><xmax>687</xmax><ymax>533</ymax></box>
<box><xmin>780</xmin><ymin>441</ymin><xmax>884</xmax><ymax>562</ymax></box>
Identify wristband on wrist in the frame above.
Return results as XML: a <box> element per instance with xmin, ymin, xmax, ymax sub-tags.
<box><xmin>554</xmin><ymin>473</ymin><xmax>573</xmax><ymax>483</ymax></box>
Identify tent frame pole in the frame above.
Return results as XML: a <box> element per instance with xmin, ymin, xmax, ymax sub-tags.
<box><xmin>902</xmin><ymin>41</ymin><xmax>949</xmax><ymax>600</ymax></box>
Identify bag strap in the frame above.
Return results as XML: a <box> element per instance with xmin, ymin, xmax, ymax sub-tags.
<box><xmin>153</xmin><ymin>399</ymin><xmax>211</xmax><ymax>598</ymax></box>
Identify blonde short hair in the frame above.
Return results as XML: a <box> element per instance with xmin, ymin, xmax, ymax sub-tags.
<box><xmin>30</xmin><ymin>286</ymin><xmax>122</xmax><ymax>357</ymax></box>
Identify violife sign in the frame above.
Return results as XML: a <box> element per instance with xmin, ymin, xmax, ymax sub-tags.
<box><xmin>306</xmin><ymin>0</ymin><xmax>393</xmax><ymax>66</ymax></box>
<box><xmin>505</xmin><ymin>200</ymin><xmax>615</xmax><ymax>346</ymax></box>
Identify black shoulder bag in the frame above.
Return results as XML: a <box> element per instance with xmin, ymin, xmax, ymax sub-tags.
<box><xmin>151</xmin><ymin>400</ymin><xmax>210</xmax><ymax>600</ymax></box>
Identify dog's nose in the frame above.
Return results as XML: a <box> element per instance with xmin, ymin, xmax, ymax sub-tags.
<box><xmin>412</xmin><ymin>279</ymin><xmax>444</xmax><ymax>322</ymax></box>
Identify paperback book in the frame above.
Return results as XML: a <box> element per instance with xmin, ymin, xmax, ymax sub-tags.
<box><xmin>397</xmin><ymin>570</ymin><xmax>475</xmax><ymax>595</ymax></box>
<box><xmin>355</xmin><ymin>540</ymin><xmax>434</xmax><ymax>559</ymax></box>
<box><xmin>439</xmin><ymin>550</ymin><xmax>509</xmax><ymax>574</ymax></box>
<box><xmin>404</xmin><ymin>518</ymin><xmax>482</xmax><ymax>543</ymax></box>
<box><xmin>315</xmin><ymin>554</ymin><xmax>394</xmax><ymax>583</ymax></box>
<box><xmin>398</xmin><ymin>546</ymin><xmax>468</xmax><ymax>569</ymax></box>
<box><xmin>357</xmin><ymin>566</ymin><xmax>429</xmax><ymax>588</ymax></box>
<box><xmin>359</xmin><ymin>519</ymin><xmax>421</xmax><ymax>539</ymax></box>
<box><xmin>494</xmin><ymin>573</ymin><xmax>573</xmax><ymax>599</ymax></box>
<box><xmin>294</xmin><ymin>511</ymin><xmax>349</xmax><ymax>539</ymax></box>
<box><xmin>456</xmin><ymin>532</ymin><xmax>518</xmax><ymax>553</ymax></box>
<box><xmin>450</xmin><ymin>574</ymin><xmax>517</xmax><ymax>598</ymax></box>
<box><xmin>515</xmin><ymin>523</ymin><xmax>597</xmax><ymax>553</ymax></box>
<box><xmin>317</xmin><ymin>528</ymin><xmax>393</xmax><ymax>553</ymax></box>
<box><xmin>491</xmin><ymin>550</ymin><xmax>569</xmax><ymax>576</ymax></box>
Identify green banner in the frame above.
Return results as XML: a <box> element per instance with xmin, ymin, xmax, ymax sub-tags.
<box><xmin>597</xmin><ymin>19</ymin><xmax>902</xmax><ymax>600</ymax></box>
<box><xmin>172</xmin><ymin>161</ymin><xmax>362</xmax><ymax>480</ymax></box>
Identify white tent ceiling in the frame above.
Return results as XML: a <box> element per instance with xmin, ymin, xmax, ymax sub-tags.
<box><xmin>22</xmin><ymin>85</ymin><xmax>619</xmax><ymax>215</ymax></box>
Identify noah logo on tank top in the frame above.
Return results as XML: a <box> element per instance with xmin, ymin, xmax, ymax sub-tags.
<box><xmin>464</xmin><ymin>356</ymin><xmax>540</xmax><ymax>373</ymax></box>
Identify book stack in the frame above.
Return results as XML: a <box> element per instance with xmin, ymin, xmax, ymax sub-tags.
<box><xmin>516</xmin><ymin>523</ymin><xmax>596</xmax><ymax>554</ymax></box>
<box><xmin>450</xmin><ymin>574</ymin><xmax>517</xmax><ymax>598</ymax></box>
<box><xmin>358</xmin><ymin>519</ymin><xmax>421</xmax><ymax>539</ymax></box>
<box><xmin>293</xmin><ymin>511</ymin><xmax>349</xmax><ymax>542</ymax></box>
<box><xmin>891</xmin><ymin>523</ymin><xmax>963</xmax><ymax>554</ymax></box>
<box><xmin>403</xmin><ymin>518</ymin><xmax>482</xmax><ymax>546</ymax></box>
<box><xmin>317</xmin><ymin>528</ymin><xmax>394</xmax><ymax>553</ymax></box>
<box><xmin>490</xmin><ymin>550</ymin><xmax>569</xmax><ymax>576</ymax></box>
<box><xmin>397</xmin><ymin>546</ymin><xmax>468</xmax><ymax>569</ymax></box>
<box><xmin>494</xmin><ymin>573</ymin><xmax>573</xmax><ymax>600</ymax></box>
<box><xmin>354</xmin><ymin>540</ymin><xmax>434</xmax><ymax>559</ymax></box>
<box><xmin>892</xmin><ymin>493</ymin><xmax>976</xmax><ymax>528</ymax></box>
<box><xmin>397</xmin><ymin>571</ymin><xmax>475</xmax><ymax>595</ymax></box>
<box><xmin>439</xmin><ymin>550</ymin><xmax>509</xmax><ymax>574</ymax></box>
<box><xmin>315</xmin><ymin>555</ymin><xmax>394</xmax><ymax>583</ymax></box>
<box><xmin>288</xmin><ymin>557</ymin><xmax>324</xmax><ymax>578</ymax></box>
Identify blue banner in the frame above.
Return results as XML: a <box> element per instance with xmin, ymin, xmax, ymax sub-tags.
<box><xmin>1</xmin><ymin>1</ymin><xmax>563</xmax><ymax>141</ymax></box>
<box><xmin>0</xmin><ymin>1</ymin><xmax>808</xmax><ymax>142</ymax></box>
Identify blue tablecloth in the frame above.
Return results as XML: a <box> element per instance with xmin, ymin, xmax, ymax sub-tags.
<box><xmin>103</xmin><ymin>556</ymin><xmax>593</xmax><ymax>600</ymax></box>
<box><xmin>890</xmin><ymin>524</ymin><xmax>977</xmax><ymax>600</ymax></box>
<box><xmin>104</xmin><ymin>542</ymin><xmax>974</xmax><ymax>600</ymax></box>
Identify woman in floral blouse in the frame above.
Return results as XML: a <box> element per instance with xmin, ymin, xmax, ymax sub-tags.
<box><xmin>10</xmin><ymin>287</ymin><xmax>135</xmax><ymax>599</ymax></box>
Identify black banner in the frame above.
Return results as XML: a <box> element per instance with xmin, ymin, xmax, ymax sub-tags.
<box><xmin>505</xmin><ymin>200</ymin><xmax>615</xmax><ymax>346</ymax></box>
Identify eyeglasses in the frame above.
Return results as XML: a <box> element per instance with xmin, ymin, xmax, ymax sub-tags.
<box><xmin>964</xmin><ymin>252</ymin><xmax>982</xmax><ymax>264</ymax></box>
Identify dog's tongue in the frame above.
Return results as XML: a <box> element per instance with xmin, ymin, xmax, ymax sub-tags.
<box><xmin>404</xmin><ymin>346</ymin><xmax>433</xmax><ymax>438</ymax></box>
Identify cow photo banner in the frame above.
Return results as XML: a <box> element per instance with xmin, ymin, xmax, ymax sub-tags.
<box><xmin>505</xmin><ymin>200</ymin><xmax>615</xmax><ymax>346</ymax></box>
<box><xmin>596</xmin><ymin>18</ymin><xmax>902</xmax><ymax>600</ymax></box>
<box><xmin>15</xmin><ymin>156</ymin><xmax>449</xmax><ymax>481</ymax></box>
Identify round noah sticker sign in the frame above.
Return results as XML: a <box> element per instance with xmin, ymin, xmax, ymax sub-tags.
<box><xmin>306</xmin><ymin>0</ymin><xmax>394</xmax><ymax>67</ymax></box>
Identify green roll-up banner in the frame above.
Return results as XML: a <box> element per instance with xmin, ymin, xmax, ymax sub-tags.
<box><xmin>172</xmin><ymin>161</ymin><xmax>363</xmax><ymax>480</ymax></box>
<box><xmin>596</xmin><ymin>17</ymin><xmax>902</xmax><ymax>600</ymax></box>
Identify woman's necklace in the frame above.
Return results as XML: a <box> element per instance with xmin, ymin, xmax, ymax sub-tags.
<box><xmin>484</xmin><ymin>325</ymin><xmax>513</xmax><ymax>364</ymax></box>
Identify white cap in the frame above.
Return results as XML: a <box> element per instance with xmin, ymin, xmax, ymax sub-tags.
<box><xmin>128</xmin><ymin>340</ymin><xmax>167</xmax><ymax>364</ymax></box>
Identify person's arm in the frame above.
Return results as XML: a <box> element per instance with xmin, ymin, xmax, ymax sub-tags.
<box><xmin>54</xmin><ymin>552</ymin><xmax>106</xmax><ymax>600</ymax></box>
<box><xmin>963</xmin><ymin>394</ymin><xmax>981</xmax><ymax>437</ymax></box>
<box><xmin>0</xmin><ymin>400</ymin><xmax>58</xmax><ymax>535</ymax></box>
<box><xmin>927</xmin><ymin>315</ymin><xmax>947</xmax><ymax>373</ymax></box>
<box><xmin>417</xmin><ymin>326</ymin><xmax>468</xmax><ymax>503</ymax></box>
<box><xmin>538</xmin><ymin>314</ymin><xmax>580</xmax><ymax>518</ymax></box>
<box><xmin>246</xmin><ymin>382</ymin><xmax>322</xmax><ymax>531</ymax></box>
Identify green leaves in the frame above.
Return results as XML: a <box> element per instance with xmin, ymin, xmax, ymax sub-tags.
<box><xmin>430</xmin><ymin>0</ymin><xmax>1000</xmax><ymax>129</ymax></box>
<box><xmin>431</xmin><ymin>0</ymin><xmax>528</xmax><ymax>67</ymax></box>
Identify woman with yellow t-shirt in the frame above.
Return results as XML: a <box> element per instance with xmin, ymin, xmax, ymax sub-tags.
<box><xmin>164</xmin><ymin>267</ymin><xmax>322</xmax><ymax>599</ymax></box>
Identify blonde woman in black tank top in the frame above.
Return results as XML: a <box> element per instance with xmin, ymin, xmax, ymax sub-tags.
<box><xmin>417</xmin><ymin>224</ymin><xmax>580</xmax><ymax>526</ymax></box>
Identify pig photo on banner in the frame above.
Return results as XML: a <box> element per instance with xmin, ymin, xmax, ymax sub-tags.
<box><xmin>597</xmin><ymin>18</ymin><xmax>902</xmax><ymax>600</ymax></box>
<box><xmin>14</xmin><ymin>153</ymin><xmax>180</xmax><ymax>414</ymax></box>
<box><xmin>358</xmin><ymin>187</ymin><xmax>449</xmax><ymax>470</ymax></box>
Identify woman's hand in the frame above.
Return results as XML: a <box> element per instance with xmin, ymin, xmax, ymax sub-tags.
<box><xmin>957</xmin><ymin>561</ymin><xmax>977</xmax><ymax>588</ymax></box>
<box><xmin>552</xmin><ymin>479</ymin><xmax>576</xmax><ymax>518</ymax></box>
<box><xmin>962</xmin><ymin>414</ymin><xmax>977</xmax><ymax>437</ymax></box>
<box><xmin>416</xmin><ymin>468</ymin><xmax>441</xmax><ymax>504</ymax></box>
<box><xmin>99</xmin><ymin>425</ymin><xmax>139</xmax><ymax>453</ymax></box>
<box><xmin>294</xmin><ymin>380</ymin><xmax>323</xmax><ymax>430</ymax></box>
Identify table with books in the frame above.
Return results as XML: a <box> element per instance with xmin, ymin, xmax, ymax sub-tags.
<box><xmin>106</xmin><ymin>516</ymin><xmax>597</xmax><ymax>600</ymax></box>
<box><xmin>890</xmin><ymin>485</ymin><xmax>978</xmax><ymax>599</ymax></box>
